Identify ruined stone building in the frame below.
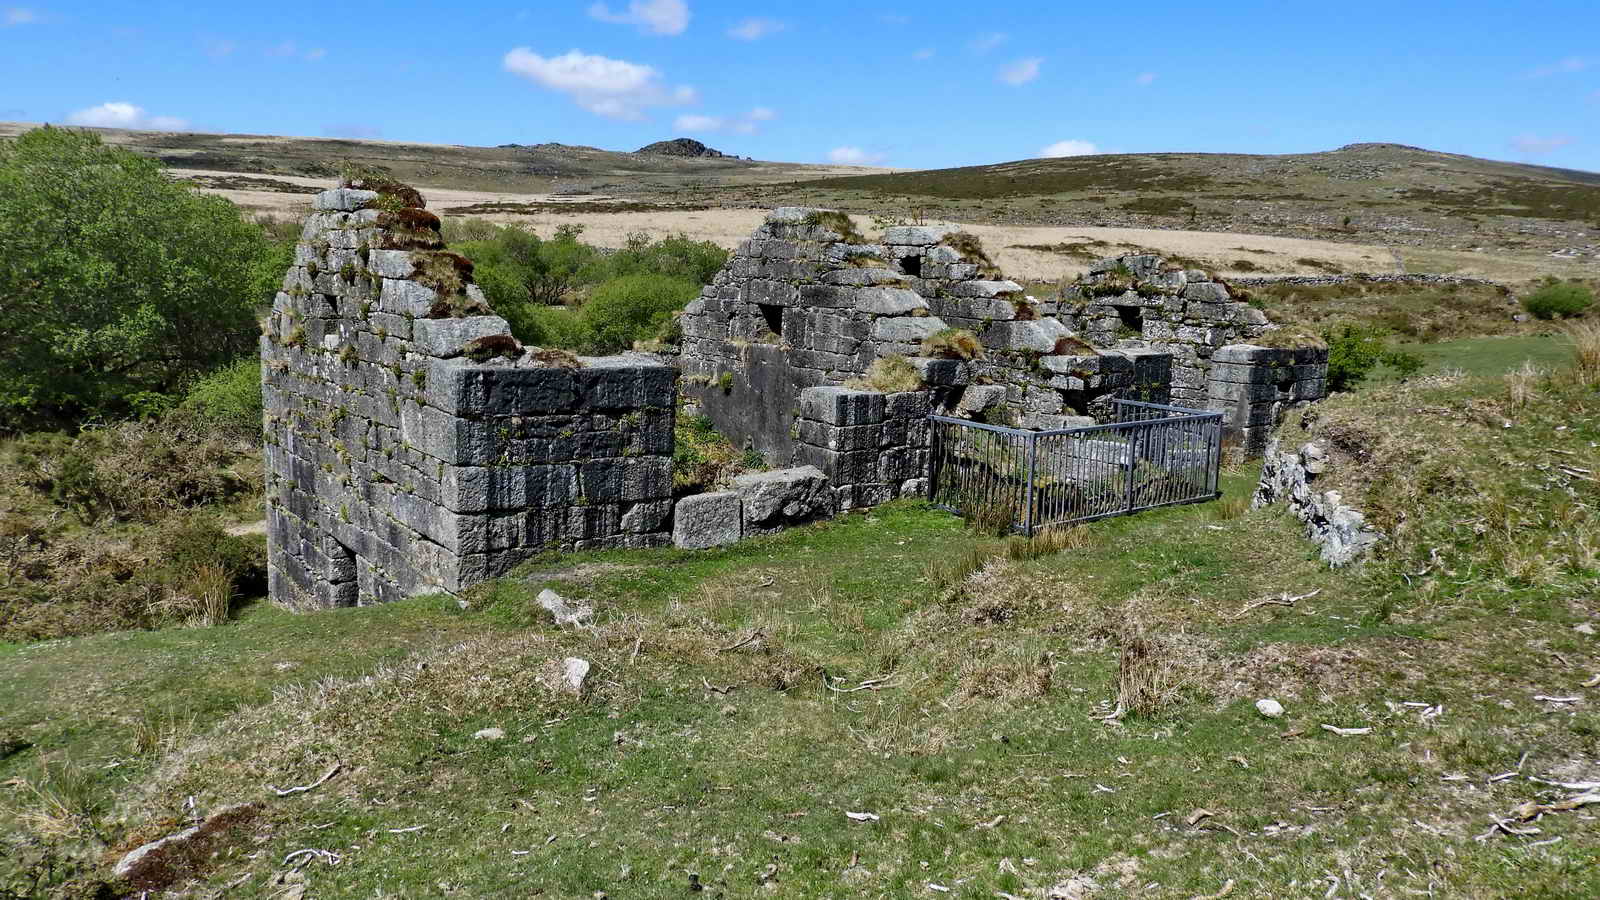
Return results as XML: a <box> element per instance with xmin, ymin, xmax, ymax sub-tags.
<box><xmin>264</xmin><ymin>189</ymin><xmax>1328</xmax><ymax>610</ymax></box>
<box><xmin>679</xmin><ymin>208</ymin><xmax>1328</xmax><ymax>461</ymax></box>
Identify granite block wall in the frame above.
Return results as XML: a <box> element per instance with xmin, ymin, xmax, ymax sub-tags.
<box><xmin>793</xmin><ymin>386</ymin><xmax>932</xmax><ymax>510</ymax></box>
<box><xmin>263</xmin><ymin>183</ymin><xmax>674</xmax><ymax>610</ymax></box>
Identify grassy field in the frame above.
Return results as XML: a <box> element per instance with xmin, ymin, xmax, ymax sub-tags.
<box><xmin>5</xmin><ymin>337</ymin><xmax>1599</xmax><ymax>897</ymax></box>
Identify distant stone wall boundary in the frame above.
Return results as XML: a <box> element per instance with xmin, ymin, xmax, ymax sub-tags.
<box><xmin>1230</xmin><ymin>273</ymin><xmax>1506</xmax><ymax>290</ymax></box>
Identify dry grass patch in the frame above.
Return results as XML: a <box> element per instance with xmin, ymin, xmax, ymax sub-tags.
<box><xmin>1570</xmin><ymin>319</ymin><xmax>1600</xmax><ymax>385</ymax></box>
<box><xmin>844</xmin><ymin>355</ymin><xmax>923</xmax><ymax>393</ymax></box>
<box><xmin>1100</xmin><ymin>598</ymin><xmax>1221</xmax><ymax>718</ymax></box>
<box><xmin>920</xmin><ymin>328</ymin><xmax>984</xmax><ymax>361</ymax></box>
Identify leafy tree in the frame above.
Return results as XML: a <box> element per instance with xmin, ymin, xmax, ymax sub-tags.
<box><xmin>592</xmin><ymin>231</ymin><xmax>727</xmax><ymax>284</ymax></box>
<box><xmin>0</xmin><ymin>127</ymin><xmax>277</xmax><ymax>428</ymax></box>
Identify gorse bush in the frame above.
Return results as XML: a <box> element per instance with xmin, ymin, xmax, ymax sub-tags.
<box><xmin>9</xmin><ymin>420</ymin><xmax>257</xmax><ymax>524</ymax></box>
<box><xmin>1522</xmin><ymin>279</ymin><xmax>1594</xmax><ymax>320</ymax></box>
<box><xmin>0</xmin><ymin>127</ymin><xmax>280</xmax><ymax>429</ymax></box>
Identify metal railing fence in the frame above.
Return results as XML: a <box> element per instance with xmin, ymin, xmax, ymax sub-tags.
<box><xmin>928</xmin><ymin>400</ymin><xmax>1222</xmax><ymax>535</ymax></box>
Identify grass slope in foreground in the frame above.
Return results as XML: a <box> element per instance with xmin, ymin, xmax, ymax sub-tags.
<box><xmin>4</xmin><ymin>350</ymin><xmax>1599</xmax><ymax>898</ymax></box>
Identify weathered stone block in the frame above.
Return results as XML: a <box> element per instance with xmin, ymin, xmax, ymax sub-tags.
<box><xmin>1183</xmin><ymin>283</ymin><xmax>1229</xmax><ymax>303</ymax></box>
<box><xmin>412</xmin><ymin>316</ymin><xmax>512</xmax><ymax>358</ymax></box>
<box><xmin>798</xmin><ymin>386</ymin><xmax>885</xmax><ymax>425</ymax></box>
<box><xmin>672</xmin><ymin>491</ymin><xmax>742</xmax><ymax>549</ymax></box>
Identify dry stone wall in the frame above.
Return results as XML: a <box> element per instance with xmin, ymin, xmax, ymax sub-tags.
<box><xmin>263</xmin><ymin>185</ymin><xmax>674</xmax><ymax>609</ymax></box>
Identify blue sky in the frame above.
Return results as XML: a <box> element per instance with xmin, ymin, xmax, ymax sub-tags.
<box><xmin>3</xmin><ymin>1</ymin><xmax>1598</xmax><ymax>172</ymax></box>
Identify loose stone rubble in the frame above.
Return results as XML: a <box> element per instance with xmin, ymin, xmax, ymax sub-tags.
<box><xmin>1252</xmin><ymin>438</ymin><xmax>1383</xmax><ymax>565</ymax></box>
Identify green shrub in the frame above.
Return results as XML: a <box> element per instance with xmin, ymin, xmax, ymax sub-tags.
<box><xmin>1522</xmin><ymin>280</ymin><xmax>1593</xmax><ymax>320</ymax></box>
<box><xmin>1381</xmin><ymin>349</ymin><xmax>1426</xmax><ymax>381</ymax></box>
<box><xmin>0</xmin><ymin>127</ymin><xmax>279</xmax><ymax>429</ymax></box>
<box><xmin>1322</xmin><ymin>323</ymin><xmax>1389</xmax><ymax>392</ymax></box>
<box><xmin>672</xmin><ymin>414</ymin><xmax>761</xmax><ymax>494</ymax></box>
<box><xmin>594</xmin><ymin>231</ymin><xmax>727</xmax><ymax>285</ymax></box>
<box><xmin>578</xmin><ymin>274</ymin><xmax>700</xmax><ymax>355</ymax></box>
<box><xmin>176</xmin><ymin>358</ymin><xmax>263</xmax><ymax>438</ymax></box>
<box><xmin>454</xmin><ymin>223</ymin><xmax>598</xmax><ymax>309</ymax></box>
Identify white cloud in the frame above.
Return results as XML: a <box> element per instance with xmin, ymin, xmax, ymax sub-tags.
<box><xmin>727</xmin><ymin>17</ymin><xmax>784</xmax><ymax>40</ymax></box>
<box><xmin>674</xmin><ymin>106</ymin><xmax>776</xmax><ymax>134</ymax></box>
<box><xmin>265</xmin><ymin>40</ymin><xmax>297</xmax><ymax>57</ymax></box>
<box><xmin>1527</xmin><ymin>56</ymin><xmax>1590</xmax><ymax>78</ymax></box>
<box><xmin>1134</xmin><ymin>71</ymin><xmax>1157</xmax><ymax>86</ymax></box>
<box><xmin>912</xmin><ymin>47</ymin><xmax>934</xmax><ymax>61</ymax></box>
<box><xmin>828</xmin><ymin>146</ymin><xmax>884</xmax><ymax>165</ymax></box>
<box><xmin>1040</xmin><ymin>139</ymin><xmax>1099</xmax><ymax>158</ymax></box>
<box><xmin>1509</xmin><ymin>134</ymin><xmax>1574</xmax><ymax>155</ymax></box>
<box><xmin>503</xmin><ymin>47</ymin><xmax>696</xmax><ymax>120</ymax></box>
<box><xmin>674</xmin><ymin>114</ymin><xmax>722</xmax><ymax>131</ymax></box>
<box><xmin>999</xmin><ymin>57</ymin><xmax>1042</xmax><ymax>86</ymax></box>
<box><xmin>588</xmin><ymin>0</ymin><xmax>688</xmax><ymax>36</ymax></box>
<box><xmin>969</xmin><ymin>32</ymin><xmax>1006</xmax><ymax>53</ymax></box>
<box><xmin>3</xmin><ymin>7</ymin><xmax>39</xmax><ymax>26</ymax></box>
<box><xmin>66</xmin><ymin>101</ymin><xmax>188</xmax><ymax>131</ymax></box>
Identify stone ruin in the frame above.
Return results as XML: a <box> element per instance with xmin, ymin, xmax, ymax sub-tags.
<box><xmin>262</xmin><ymin>186</ymin><xmax>678</xmax><ymax>608</ymax></box>
<box><xmin>263</xmin><ymin>193</ymin><xmax>1329</xmax><ymax>610</ymax></box>
<box><xmin>679</xmin><ymin>208</ymin><xmax>1329</xmax><ymax>461</ymax></box>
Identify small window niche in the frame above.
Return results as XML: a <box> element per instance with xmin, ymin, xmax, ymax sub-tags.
<box><xmin>758</xmin><ymin>303</ymin><xmax>784</xmax><ymax>337</ymax></box>
<box><xmin>899</xmin><ymin>255</ymin><xmax>923</xmax><ymax>277</ymax></box>
<box><xmin>1113</xmin><ymin>305</ymin><xmax>1144</xmax><ymax>338</ymax></box>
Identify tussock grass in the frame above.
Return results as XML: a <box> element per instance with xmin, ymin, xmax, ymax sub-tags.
<box><xmin>1570</xmin><ymin>318</ymin><xmax>1600</xmax><ymax>385</ymax></box>
<box><xmin>801</xmin><ymin>210</ymin><xmax>868</xmax><ymax>244</ymax></box>
<box><xmin>919</xmin><ymin>328</ymin><xmax>984</xmax><ymax>360</ymax></box>
<box><xmin>154</xmin><ymin>561</ymin><xmax>234</xmax><ymax>628</ymax></box>
<box><xmin>1105</xmin><ymin>600</ymin><xmax>1218</xmax><ymax>718</ymax></box>
<box><xmin>1504</xmin><ymin>360</ymin><xmax>1541</xmax><ymax>408</ymax></box>
<box><xmin>940</xmin><ymin>231</ymin><xmax>1002</xmax><ymax>279</ymax></box>
<box><xmin>843</xmin><ymin>355</ymin><xmax>923</xmax><ymax>393</ymax></box>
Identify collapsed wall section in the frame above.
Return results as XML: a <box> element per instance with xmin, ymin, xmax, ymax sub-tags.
<box><xmin>263</xmin><ymin>185</ymin><xmax>674</xmax><ymax>610</ymax></box>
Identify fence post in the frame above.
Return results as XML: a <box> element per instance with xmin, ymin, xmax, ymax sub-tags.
<box><xmin>1124</xmin><ymin>423</ymin><xmax>1138</xmax><ymax>515</ymax></box>
<box><xmin>1023</xmin><ymin>431</ymin><xmax>1037</xmax><ymax>536</ymax></box>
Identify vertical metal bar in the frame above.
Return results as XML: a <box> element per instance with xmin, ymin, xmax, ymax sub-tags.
<box><xmin>1023</xmin><ymin>431</ymin><xmax>1037</xmax><ymax>536</ymax></box>
<box><xmin>1124</xmin><ymin>422</ymin><xmax>1137</xmax><ymax>515</ymax></box>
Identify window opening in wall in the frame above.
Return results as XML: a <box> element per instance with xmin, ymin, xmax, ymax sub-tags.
<box><xmin>758</xmin><ymin>303</ymin><xmax>784</xmax><ymax>336</ymax></box>
<box><xmin>1113</xmin><ymin>305</ymin><xmax>1144</xmax><ymax>337</ymax></box>
<box><xmin>899</xmin><ymin>255</ymin><xmax>923</xmax><ymax>277</ymax></box>
<box><xmin>330</xmin><ymin>539</ymin><xmax>357</xmax><ymax>607</ymax></box>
